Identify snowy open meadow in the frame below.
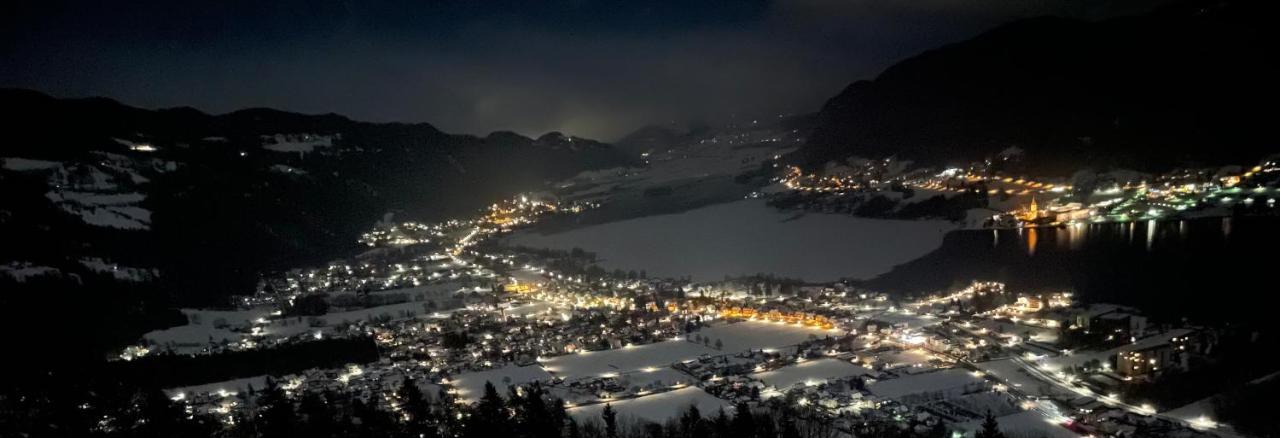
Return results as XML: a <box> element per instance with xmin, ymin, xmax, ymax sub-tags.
<box><xmin>750</xmin><ymin>358</ymin><xmax>873</xmax><ymax>390</ymax></box>
<box><xmin>568</xmin><ymin>386</ymin><xmax>731</xmax><ymax>424</ymax></box>
<box><xmin>540</xmin><ymin>340</ymin><xmax>716</xmax><ymax>379</ymax></box>
<box><xmin>693</xmin><ymin>320</ymin><xmax>839</xmax><ymax>354</ymax></box>
<box><xmin>868</xmin><ymin>368</ymin><xmax>985</xmax><ymax>401</ymax></box>
<box><xmin>449</xmin><ymin>365</ymin><xmax>554</xmax><ymax>402</ymax></box>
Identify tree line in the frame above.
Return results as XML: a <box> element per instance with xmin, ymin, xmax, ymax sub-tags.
<box><xmin>3</xmin><ymin>371</ymin><xmax>1005</xmax><ymax>438</ymax></box>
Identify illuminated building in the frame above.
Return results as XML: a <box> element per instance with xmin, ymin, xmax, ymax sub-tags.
<box><xmin>1018</xmin><ymin>197</ymin><xmax>1049</xmax><ymax>222</ymax></box>
<box><xmin>1014</xmin><ymin>296</ymin><xmax>1043</xmax><ymax>312</ymax></box>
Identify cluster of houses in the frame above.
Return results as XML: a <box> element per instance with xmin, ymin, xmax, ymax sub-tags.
<box><xmin>145</xmin><ymin>185</ymin><xmax>1235</xmax><ymax>437</ymax></box>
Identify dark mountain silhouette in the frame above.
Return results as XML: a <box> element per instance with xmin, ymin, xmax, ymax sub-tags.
<box><xmin>798</xmin><ymin>0</ymin><xmax>1278</xmax><ymax>175</ymax></box>
<box><xmin>0</xmin><ymin>89</ymin><xmax>631</xmax><ymax>357</ymax></box>
<box><xmin>615</xmin><ymin>114</ymin><xmax>816</xmax><ymax>159</ymax></box>
<box><xmin>614</xmin><ymin>122</ymin><xmax>711</xmax><ymax>158</ymax></box>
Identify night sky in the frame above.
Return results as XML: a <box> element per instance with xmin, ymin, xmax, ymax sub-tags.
<box><xmin>3</xmin><ymin>0</ymin><xmax>1159</xmax><ymax>140</ymax></box>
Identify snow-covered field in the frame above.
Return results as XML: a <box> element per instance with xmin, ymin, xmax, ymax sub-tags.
<box><xmin>47</xmin><ymin>191</ymin><xmax>145</xmax><ymax>205</ymax></box>
<box><xmin>0</xmin><ymin>261</ymin><xmax>60</xmax><ymax>282</ymax></box>
<box><xmin>693</xmin><ymin>320</ymin><xmax>838</xmax><ymax>354</ymax></box>
<box><xmin>2</xmin><ymin>157</ymin><xmax>61</xmax><ymax>171</ymax></box>
<box><xmin>568</xmin><ymin>386</ymin><xmax>731</xmax><ymax>424</ymax></box>
<box><xmin>4</xmin><ymin>153</ymin><xmax>180</xmax><ymax>230</ymax></box>
<box><xmin>948</xmin><ymin>392</ymin><xmax>1022</xmax><ymax>418</ymax></box>
<box><xmin>269</xmin><ymin>164</ymin><xmax>307</xmax><ymax>175</ymax></box>
<box><xmin>80</xmin><ymin>257</ymin><xmax>156</xmax><ymax>282</ymax></box>
<box><xmin>1163</xmin><ymin>397</ymin><xmax>1216</xmax><ymax>425</ymax></box>
<box><xmin>979</xmin><ymin>320</ymin><xmax>1059</xmax><ymax>344</ymax></box>
<box><xmin>867</xmin><ymin>310</ymin><xmax>942</xmax><ymax>330</ymax></box>
<box><xmin>145</xmin><ymin>324</ymin><xmax>242</xmax><ymax>347</ymax></box>
<box><xmin>975</xmin><ymin>359</ymin><xmax>1064</xmax><ymax>398</ymax></box>
<box><xmin>183</xmin><ymin>308</ymin><xmax>276</xmax><ymax>327</ymax></box>
<box><xmin>751</xmin><ymin>358</ymin><xmax>872</xmax><ymax>390</ymax></box>
<box><xmin>868</xmin><ymin>368</ymin><xmax>985</xmax><ymax>400</ymax></box>
<box><xmin>954</xmin><ymin>410</ymin><xmax>1078</xmax><ymax>438</ymax></box>
<box><xmin>1162</xmin><ymin>370</ymin><xmax>1278</xmax><ymax>434</ymax></box>
<box><xmin>873</xmin><ymin>349</ymin><xmax>933</xmax><ymax>369</ymax></box>
<box><xmin>261</xmin><ymin>134</ymin><xmax>333</xmax><ymax>153</ymax></box>
<box><xmin>540</xmin><ymin>340</ymin><xmax>715</xmax><ymax>379</ymax></box>
<box><xmin>144</xmin><ymin>307</ymin><xmax>274</xmax><ymax>351</ymax></box>
<box><xmin>542</xmin><ymin>320</ymin><xmax>840</xmax><ymax>382</ymax></box>
<box><xmin>165</xmin><ymin>376</ymin><xmax>269</xmax><ymax>399</ymax></box>
<box><xmin>317</xmin><ymin>301</ymin><xmax>437</xmax><ymax>325</ymax></box>
<box><xmin>616</xmin><ymin>367</ymin><xmax>692</xmax><ymax>389</ymax></box>
<box><xmin>508</xmin><ymin>200</ymin><xmax>955</xmax><ymax>282</ymax></box>
<box><xmin>60</xmin><ymin>204</ymin><xmax>151</xmax><ymax>229</ymax></box>
<box><xmin>144</xmin><ymin>297</ymin><xmax>461</xmax><ymax>353</ymax></box>
<box><xmin>450</xmin><ymin>365</ymin><xmax>553</xmax><ymax>402</ymax></box>
<box><xmin>509</xmin><ymin>267</ymin><xmax>549</xmax><ymax>285</ymax></box>
<box><xmin>504</xmin><ymin>301</ymin><xmax>556</xmax><ymax>317</ymax></box>
<box><xmin>45</xmin><ymin>190</ymin><xmax>152</xmax><ymax>230</ymax></box>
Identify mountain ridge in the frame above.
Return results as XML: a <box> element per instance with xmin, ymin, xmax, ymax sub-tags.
<box><xmin>1</xmin><ymin>89</ymin><xmax>633</xmax><ymax>356</ymax></box>
<box><xmin>797</xmin><ymin>0</ymin><xmax>1278</xmax><ymax>175</ymax></box>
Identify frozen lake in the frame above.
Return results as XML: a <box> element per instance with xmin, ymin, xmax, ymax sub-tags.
<box><xmin>508</xmin><ymin>200</ymin><xmax>955</xmax><ymax>282</ymax></box>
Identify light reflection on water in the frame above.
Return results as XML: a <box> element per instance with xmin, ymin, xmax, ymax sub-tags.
<box><xmin>1009</xmin><ymin>217</ymin><xmax>1235</xmax><ymax>256</ymax></box>
<box><xmin>1146</xmin><ymin>220</ymin><xmax>1156</xmax><ymax>252</ymax></box>
<box><xmin>870</xmin><ymin>216</ymin><xmax>1275</xmax><ymax>323</ymax></box>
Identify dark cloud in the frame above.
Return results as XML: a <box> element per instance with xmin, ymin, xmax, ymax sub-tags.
<box><xmin>1</xmin><ymin>0</ymin><xmax>1163</xmax><ymax>140</ymax></box>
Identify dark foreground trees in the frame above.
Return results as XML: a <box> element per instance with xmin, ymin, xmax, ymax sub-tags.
<box><xmin>3</xmin><ymin>375</ymin><xmax>958</xmax><ymax>438</ymax></box>
<box><xmin>976</xmin><ymin>410</ymin><xmax>1004</xmax><ymax>438</ymax></box>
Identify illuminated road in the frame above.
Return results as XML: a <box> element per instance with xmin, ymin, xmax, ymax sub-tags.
<box><xmin>1009</xmin><ymin>356</ymin><xmax>1237</xmax><ymax>437</ymax></box>
<box><xmin>917</xmin><ymin>318</ymin><xmax>1232</xmax><ymax>437</ymax></box>
<box><xmin>909</xmin><ymin>339</ymin><xmax>1083</xmax><ymax>436</ymax></box>
<box><xmin>451</xmin><ymin>227</ymin><xmax>480</xmax><ymax>255</ymax></box>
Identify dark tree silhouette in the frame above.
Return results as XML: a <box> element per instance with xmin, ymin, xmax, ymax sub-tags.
<box><xmin>466</xmin><ymin>381</ymin><xmax>512</xmax><ymax>438</ymax></box>
<box><xmin>256</xmin><ymin>377</ymin><xmax>296</xmax><ymax>438</ymax></box>
<box><xmin>602</xmin><ymin>403</ymin><xmax>618</xmax><ymax>438</ymax></box>
<box><xmin>976</xmin><ymin>410</ymin><xmax>1004</xmax><ymax>438</ymax></box>
<box><xmin>399</xmin><ymin>377</ymin><xmax>436</xmax><ymax>437</ymax></box>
